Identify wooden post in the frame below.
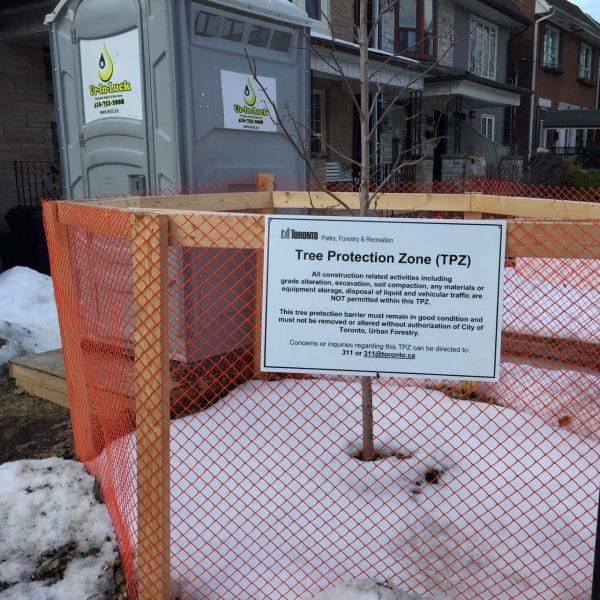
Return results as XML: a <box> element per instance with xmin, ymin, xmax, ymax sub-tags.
<box><xmin>42</xmin><ymin>202</ymin><xmax>98</xmax><ymax>461</ymax></box>
<box><xmin>253</xmin><ymin>175</ymin><xmax>273</xmax><ymax>375</ymax></box>
<box><xmin>131</xmin><ymin>213</ymin><xmax>171</xmax><ymax>600</ymax></box>
<box><xmin>460</xmin><ymin>210</ymin><xmax>484</xmax><ymax>397</ymax></box>
<box><xmin>256</xmin><ymin>172</ymin><xmax>275</xmax><ymax>193</ymax></box>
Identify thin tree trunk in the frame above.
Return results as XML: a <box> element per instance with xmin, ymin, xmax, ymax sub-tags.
<box><xmin>360</xmin><ymin>375</ymin><xmax>374</xmax><ymax>460</ymax></box>
<box><xmin>358</xmin><ymin>0</ymin><xmax>375</xmax><ymax>461</ymax></box>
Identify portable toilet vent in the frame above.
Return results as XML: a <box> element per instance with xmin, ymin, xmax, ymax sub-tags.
<box><xmin>46</xmin><ymin>0</ymin><xmax>310</xmax><ymax>198</ymax></box>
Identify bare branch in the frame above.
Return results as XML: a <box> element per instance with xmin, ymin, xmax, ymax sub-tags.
<box><xmin>244</xmin><ymin>50</ymin><xmax>354</xmax><ymax>212</ymax></box>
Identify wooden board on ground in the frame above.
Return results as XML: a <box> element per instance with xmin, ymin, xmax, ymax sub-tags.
<box><xmin>8</xmin><ymin>349</ymin><xmax>68</xmax><ymax>409</ymax></box>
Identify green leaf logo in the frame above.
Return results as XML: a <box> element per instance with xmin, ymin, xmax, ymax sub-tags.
<box><xmin>98</xmin><ymin>44</ymin><xmax>114</xmax><ymax>82</ymax></box>
<box><xmin>244</xmin><ymin>79</ymin><xmax>256</xmax><ymax>107</ymax></box>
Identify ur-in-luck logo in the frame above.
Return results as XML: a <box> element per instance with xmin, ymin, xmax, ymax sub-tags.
<box><xmin>98</xmin><ymin>44</ymin><xmax>114</xmax><ymax>82</ymax></box>
<box><xmin>234</xmin><ymin>77</ymin><xmax>268</xmax><ymax>117</ymax></box>
<box><xmin>243</xmin><ymin>79</ymin><xmax>256</xmax><ymax>106</ymax></box>
<box><xmin>88</xmin><ymin>42</ymin><xmax>132</xmax><ymax>97</ymax></box>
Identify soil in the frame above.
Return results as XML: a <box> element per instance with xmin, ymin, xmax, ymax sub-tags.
<box><xmin>0</xmin><ymin>376</ymin><xmax>128</xmax><ymax>599</ymax></box>
<box><xmin>0</xmin><ymin>377</ymin><xmax>74</xmax><ymax>462</ymax></box>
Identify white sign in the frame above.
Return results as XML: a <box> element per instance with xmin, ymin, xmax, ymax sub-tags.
<box><xmin>262</xmin><ymin>215</ymin><xmax>506</xmax><ymax>380</ymax></box>
<box><xmin>80</xmin><ymin>29</ymin><xmax>144</xmax><ymax>123</ymax></box>
<box><xmin>221</xmin><ymin>70</ymin><xmax>277</xmax><ymax>132</ymax></box>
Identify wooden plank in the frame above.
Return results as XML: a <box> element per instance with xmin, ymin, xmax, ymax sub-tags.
<box><xmin>138</xmin><ymin>191</ymin><xmax>273</xmax><ymax>212</ymax></box>
<box><xmin>85</xmin><ymin>197</ymin><xmax>143</xmax><ymax>208</ymax></box>
<box><xmin>54</xmin><ymin>202</ymin><xmax>133</xmax><ymax>240</ymax></box>
<box><xmin>130</xmin><ymin>213</ymin><xmax>171</xmax><ymax>600</ymax></box>
<box><xmin>43</xmin><ymin>202</ymin><xmax>100</xmax><ymax>460</ymax></box>
<box><xmin>256</xmin><ymin>173</ymin><xmax>275</xmax><ymax>193</ymax></box>
<box><xmin>502</xmin><ymin>331</ymin><xmax>600</xmax><ymax>372</ymax></box>
<box><xmin>168</xmin><ymin>212</ymin><xmax>265</xmax><ymax>249</ymax></box>
<box><xmin>61</xmin><ymin>191</ymin><xmax>600</xmax><ymax>222</ymax></box>
<box><xmin>9</xmin><ymin>350</ymin><xmax>67</xmax><ymax>409</ymax></box>
<box><xmin>9</xmin><ymin>362</ymin><xmax>66</xmax><ymax>395</ymax></box>
<box><xmin>370</xmin><ymin>193</ymin><xmax>472</xmax><ymax>212</ymax></box>
<box><xmin>459</xmin><ymin>210</ymin><xmax>483</xmax><ymax>393</ymax></box>
<box><xmin>272</xmin><ymin>191</ymin><xmax>472</xmax><ymax>211</ymax></box>
<box><xmin>9</xmin><ymin>349</ymin><xmax>65</xmax><ymax>378</ymax></box>
<box><xmin>253</xmin><ymin>175</ymin><xmax>272</xmax><ymax>373</ymax></box>
<box><xmin>472</xmin><ymin>194</ymin><xmax>600</xmax><ymax>220</ymax></box>
<box><xmin>506</xmin><ymin>221</ymin><xmax>600</xmax><ymax>258</ymax></box>
<box><xmin>13</xmin><ymin>380</ymin><xmax>69</xmax><ymax>409</ymax></box>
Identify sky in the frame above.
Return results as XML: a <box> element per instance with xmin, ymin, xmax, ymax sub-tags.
<box><xmin>570</xmin><ymin>0</ymin><xmax>600</xmax><ymax>22</ymax></box>
<box><xmin>0</xmin><ymin>266</ymin><xmax>598</xmax><ymax>599</ymax></box>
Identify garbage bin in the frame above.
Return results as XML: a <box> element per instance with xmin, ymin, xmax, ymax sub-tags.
<box><xmin>4</xmin><ymin>205</ymin><xmax>50</xmax><ymax>275</ymax></box>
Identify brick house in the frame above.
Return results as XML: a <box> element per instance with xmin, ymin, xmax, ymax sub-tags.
<box><xmin>0</xmin><ymin>1</ymin><xmax>58</xmax><ymax>234</ymax></box>
<box><xmin>509</xmin><ymin>0</ymin><xmax>600</xmax><ymax>162</ymax></box>
<box><xmin>297</xmin><ymin>0</ymin><xmax>532</xmax><ymax>183</ymax></box>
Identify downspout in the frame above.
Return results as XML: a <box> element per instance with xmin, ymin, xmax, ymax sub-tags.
<box><xmin>528</xmin><ymin>8</ymin><xmax>555</xmax><ymax>161</ymax></box>
<box><xmin>596</xmin><ymin>57</ymin><xmax>600</xmax><ymax>109</ymax></box>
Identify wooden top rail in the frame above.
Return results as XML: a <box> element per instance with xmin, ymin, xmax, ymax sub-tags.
<box><xmin>52</xmin><ymin>195</ymin><xmax>600</xmax><ymax>258</ymax></box>
<box><xmin>82</xmin><ymin>191</ymin><xmax>600</xmax><ymax>221</ymax></box>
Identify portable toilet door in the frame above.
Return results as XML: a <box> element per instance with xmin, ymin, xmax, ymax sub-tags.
<box><xmin>46</xmin><ymin>0</ymin><xmax>167</xmax><ymax>199</ymax></box>
<box><xmin>172</xmin><ymin>0</ymin><xmax>311</xmax><ymax>188</ymax></box>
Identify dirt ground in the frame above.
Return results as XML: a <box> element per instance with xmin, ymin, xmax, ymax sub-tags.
<box><xmin>0</xmin><ymin>377</ymin><xmax>74</xmax><ymax>462</ymax></box>
<box><xmin>0</xmin><ymin>376</ymin><xmax>128</xmax><ymax>599</ymax></box>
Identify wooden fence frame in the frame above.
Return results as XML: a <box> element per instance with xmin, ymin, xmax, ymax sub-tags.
<box><xmin>44</xmin><ymin>180</ymin><xmax>600</xmax><ymax>599</ymax></box>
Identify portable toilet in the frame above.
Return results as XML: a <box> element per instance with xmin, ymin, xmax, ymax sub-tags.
<box><xmin>45</xmin><ymin>0</ymin><xmax>310</xmax><ymax>198</ymax></box>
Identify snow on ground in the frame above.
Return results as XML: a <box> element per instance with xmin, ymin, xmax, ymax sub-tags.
<box><xmin>100</xmin><ymin>377</ymin><xmax>599</xmax><ymax>600</ymax></box>
<box><xmin>503</xmin><ymin>265</ymin><xmax>600</xmax><ymax>342</ymax></box>
<box><xmin>0</xmin><ymin>458</ymin><xmax>117</xmax><ymax>600</ymax></box>
<box><xmin>0</xmin><ymin>267</ymin><xmax>117</xmax><ymax>599</ymax></box>
<box><xmin>0</xmin><ymin>264</ymin><xmax>599</xmax><ymax>599</ymax></box>
<box><xmin>0</xmin><ymin>267</ymin><xmax>60</xmax><ymax>370</ymax></box>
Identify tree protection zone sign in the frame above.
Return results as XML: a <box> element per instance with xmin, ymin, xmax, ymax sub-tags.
<box><xmin>261</xmin><ymin>215</ymin><xmax>506</xmax><ymax>380</ymax></box>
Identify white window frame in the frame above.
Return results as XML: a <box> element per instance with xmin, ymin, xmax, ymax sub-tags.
<box><xmin>481</xmin><ymin>114</ymin><xmax>495</xmax><ymax>142</ymax></box>
<box><xmin>311</xmin><ymin>89</ymin><xmax>326</xmax><ymax>156</ymax></box>
<box><xmin>290</xmin><ymin>0</ymin><xmax>330</xmax><ymax>32</ymax></box>
<box><xmin>578</xmin><ymin>42</ymin><xmax>593</xmax><ymax>81</ymax></box>
<box><xmin>468</xmin><ymin>17</ymin><xmax>497</xmax><ymax>80</ymax></box>
<box><xmin>542</xmin><ymin>25</ymin><xmax>561</xmax><ymax>70</ymax></box>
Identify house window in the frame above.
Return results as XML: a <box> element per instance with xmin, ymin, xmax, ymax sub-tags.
<box><xmin>395</xmin><ymin>0</ymin><xmax>436</xmax><ymax>59</ymax></box>
<box><xmin>290</xmin><ymin>0</ymin><xmax>329</xmax><ymax>27</ymax></box>
<box><xmin>542</xmin><ymin>25</ymin><xmax>561</xmax><ymax>70</ymax></box>
<box><xmin>469</xmin><ymin>17</ymin><xmax>497</xmax><ymax>79</ymax></box>
<box><xmin>578</xmin><ymin>43</ymin><xmax>594</xmax><ymax>82</ymax></box>
<box><xmin>481</xmin><ymin>114</ymin><xmax>495</xmax><ymax>142</ymax></box>
<box><xmin>311</xmin><ymin>89</ymin><xmax>326</xmax><ymax>156</ymax></box>
<box><xmin>354</xmin><ymin>1</ymin><xmax>375</xmax><ymax>45</ymax></box>
<box><xmin>306</xmin><ymin>0</ymin><xmax>321</xmax><ymax>20</ymax></box>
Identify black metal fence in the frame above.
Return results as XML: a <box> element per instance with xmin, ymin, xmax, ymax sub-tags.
<box><xmin>14</xmin><ymin>160</ymin><xmax>62</xmax><ymax>205</ymax></box>
<box><xmin>3</xmin><ymin>161</ymin><xmax>60</xmax><ymax>273</ymax></box>
<box><xmin>549</xmin><ymin>145</ymin><xmax>600</xmax><ymax>169</ymax></box>
<box><xmin>371</xmin><ymin>161</ymin><xmax>417</xmax><ymax>185</ymax></box>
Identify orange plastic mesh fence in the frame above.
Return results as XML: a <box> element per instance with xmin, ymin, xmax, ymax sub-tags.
<box><xmin>324</xmin><ymin>177</ymin><xmax>600</xmax><ymax>202</ymax></box>
<box><xmin>43</xmin><ymin>183</ymin><xmax>599</xmax><ymax>600</ymax></box>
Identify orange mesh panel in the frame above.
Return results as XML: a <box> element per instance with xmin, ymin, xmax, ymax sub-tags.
<box><xmin>43</xmin><ymin>189</ymin><xmax>599</xmax><ymax>600</ymax></box>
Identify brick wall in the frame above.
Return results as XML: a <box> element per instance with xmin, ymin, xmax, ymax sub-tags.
<box><xmin>0</xmin><ymin>40</ymin><xmax>56</xmax><ymax>230</ymax></box>
<box><xmin>437</xmin><ymin>0</ymin><xmax>454</xmax><ymax>67</ymax></box>
<box><xmin>330</xmin><ymin>0</ymin><xmax>355</xmax><ymax>42</ymax></box>
<box><xmin>535</xmin><ymin>28</ymin><xmax>598</xmax><ymax>110</ymax></box>
<box><xmin>509</xmin><ymin>0</ymin><xmax>599</xmax><ymax>156</ymax></box>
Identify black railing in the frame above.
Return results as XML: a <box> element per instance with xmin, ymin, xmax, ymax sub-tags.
<box><xmin>14</xmin><ymin>160</ymin><xmax>62</xmax><ymax>206</ymax></box>
<box><xmin>548</xmin><ymin>145</ymin><xmax>600</xmax><ymax>168</ymax></box>
<box><xmin>371</xmin><ymin>162</ymin><xmax>417</xmax><ymax>186</ymax></box>
<box><xmin>550</xmin><ymin>146</ymin><xmax>585</xmax><ymax>160</ymax></box>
